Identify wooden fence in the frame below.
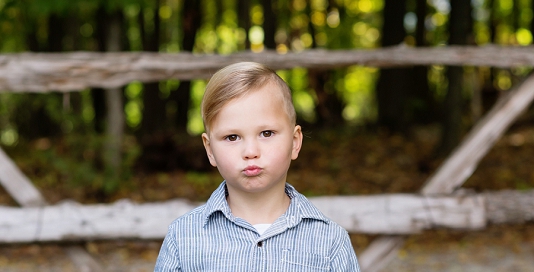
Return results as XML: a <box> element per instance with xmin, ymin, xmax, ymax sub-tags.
<box><xmin>2</xmin><ymin>45</ymin><xmax>534</xmax><ymax>92</ymax></box>
<box><xmin>1</xmin><ymin>189</ymin><xmax>533</xmax><ymax>243</ymax></box>
<box><xmin>1</xmin><ymin>45</ymin><xmax>534</xmax><ymax>271</ymax></box>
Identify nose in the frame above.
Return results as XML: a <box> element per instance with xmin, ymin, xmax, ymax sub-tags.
<box><xmin>242</xmin><ymin>139</ymin><xmax>260</xmax><ymax>159</ymax></box>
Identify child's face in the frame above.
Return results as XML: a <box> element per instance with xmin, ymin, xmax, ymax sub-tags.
<box><xmin>202</xmin><ymin>82</ymin><xmax>303</xmax><ymax>196</ymax></box>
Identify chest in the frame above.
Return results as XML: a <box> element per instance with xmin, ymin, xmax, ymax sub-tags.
<box><xmin>177</xmin><ymin>225</ymin><xmax>333</xmax><ymax>271</ymax></box>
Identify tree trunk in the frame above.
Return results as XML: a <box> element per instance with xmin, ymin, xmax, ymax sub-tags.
<box><xmin>61</xmin><ymin>15</ymin><xmax>82</xmax><ymax>115</ymax></box>
<box><xmin>440</xmin><ymin>66</ymin><xmax>465</xmax><ymax>153</ymax></box>
<box><xmin>45</xmin><ymin>13</ymin><xmax>65</xmax><ymax>133</ymax></box>
<box><xmin>262</xmin><ymin>0</ymin><xmax>276</xmax><ymax>49</ymax></box>
<box><xmin>513</xmin><ymin>0</ymin><xmax>520</xmax><ymax>31</ymax></box>
<box><xmin>411</xmin><ymin>0</ymin><xmax>435</xmax><ymax>124</ymax></box>
<box><xmin>15</xmin><ymin>13</ymin><xmax>66</xmax><ymax>140</ymax></box>
<box><xmin>485</xmin><ymin>0</ymin><xmax>499</xmax><ymax>112</ymax></box>
<box><xmin>103</xmin><ymin>11</ymin><xmax>125</xmax><ymax>192</ymax></box>
<box><xmin>91</xmin><ymin>88</ymin><xmax>107</xmax><ymax>133</ymax></box>
<box><xmin>92</xmin><ymin>7</ymin><xmax>109</xmax><ymax>134</ymax></box>
<box><xmin>238</xmin><ymin>0</ymin><xmax>251</xmax><ymax>50</ymax></box>
<box><xmin>376</xmin><ymin>0</ymin><xmax>410</xmax><ymax>133</ymax></box>
<box><xmin>376</xmin><ymin>67</ymin><xmax>411</xmax><ymax>132</ymax></box>
<box><xmin>309</xmin><ymin>70</ymin><xmax>344</xmax><ymax>127</ymax></box>
<box><xmin>307</xmin><ymin>0</ymin><xmax>344</xmax><ymax>127</ymax></box>
<box><xmin>46</xmin><ymin>13</ymin><xmax>64</xmax><ymax>52</ymax></box>
<box><xmin>104</xmin><ymin>86</ymin><xmax>124</xmax><ymax>186</ymax></box>
<box><xmin>438</xmin><ymin>0</ymin><xmax>472</xmax><ymax>156</ymax></box>
<box><xmin>170</xmin><ymin>0</ymin><xmax>201</xmax><ymax>133</ymax></box>
<box><xmin>25</xmin><ymin>19</ymin><xmax>40</xmax><ymax>52</ymax></box>
<box><xmin>140</xmin><ymin>0</ymin><xmax>166</xmax><ymax>136</ymax></box>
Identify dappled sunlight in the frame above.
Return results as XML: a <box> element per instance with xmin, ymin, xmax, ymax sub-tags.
<box><xmin>1</xmin><ymin>0</ymin><xmax>534</xmax><ymax>270</ymax></box>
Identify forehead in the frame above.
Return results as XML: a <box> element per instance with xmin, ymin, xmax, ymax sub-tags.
<box><xmin>226</xmin><ymin>82</ymin><xmax>285</xmax><ymax>113</ymax></box>
<box><xmin>209</xmin><ymin>83</ymin><xmax>289</xmax><ymax>128</ymax></box>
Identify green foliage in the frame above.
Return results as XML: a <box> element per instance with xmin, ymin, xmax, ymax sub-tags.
<box><xmin>8</xmin><ymin>132</ymin><xmax>141</xmax><ymax>196</ymax></box>
<box><xmin>22</xmin><ymin>0</ymin><xmax>75</xmax><ymax>16</ymax></box>
<box><xmin>340</xmin><ymin>66</ymin><xmax>378</xmax><ymax>124</ymax></box>
<box><xmin>2</xmin><ymin>0</ymin><xmax>534</xmax><ymax>196</ymax></box>
<box><xmin>187</xmin><ymin>80</ymin><xmax>208</xmax><ymax>135</ymax></box>
<box><xmin>284</xmin><ymin>68</ymin><xmax>317</xmax><ymax>123</ymax></box>
<box><xmin>125</xmin><ymin>82</ymin><xmax>144</xmax><ymax>129</ymax></box>
<box><xmin>4</xmin><ymin>0</ymin><xmax>528</xmax><ymax>121</ymax></box>
<box><xmin>184</xmin><ymin>171</ymin><xmax>223</xmax><ymax>198</ymax></box>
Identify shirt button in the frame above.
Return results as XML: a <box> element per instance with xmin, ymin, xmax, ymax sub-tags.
<box><xmin>257</xmin><ymin>241</ymin><xmax>263</xmax><ymax>247</ymax></box>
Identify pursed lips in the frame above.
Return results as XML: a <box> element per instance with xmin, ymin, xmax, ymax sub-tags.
<box><xmin>243</xmin><ymin>165</ymin><xmax>262</xmax><ymax>176</ymax></box>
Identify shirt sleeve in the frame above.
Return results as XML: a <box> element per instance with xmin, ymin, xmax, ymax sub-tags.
<box><xmin>154</xmin><ymin>225</ymin><xmax>182</xmax><ymax>272</ymax></box>
<box><xmin>330</xmin><ymin>230</ymin><xmax>361</xmax><ymax>272</ymax></box>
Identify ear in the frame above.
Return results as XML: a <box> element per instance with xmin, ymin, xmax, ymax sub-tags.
<box><xmin>291</xmin><ymin>125</ymin><xmax>303</xmax><ymax>160</ymax></box>
<box><xmin>202</xmin><ymin>133</ymin><xmax>217</xmax><ymax>167</ymax></box>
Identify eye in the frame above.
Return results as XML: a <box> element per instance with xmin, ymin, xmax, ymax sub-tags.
<box><xmin>225</xmin><ymin>134</ymin><xmax>239</xmax><ymax>141</ymax></box>
<box><xmin>260</xmin><ymin>130</ymin><xmax>274</xmax><ymax>137</ymax></box>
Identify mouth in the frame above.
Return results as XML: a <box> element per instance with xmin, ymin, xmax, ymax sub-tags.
<box><xmin>243</xmin><ymin>165</ymin><xmax>262</xmax><ymax>177</ymax></box>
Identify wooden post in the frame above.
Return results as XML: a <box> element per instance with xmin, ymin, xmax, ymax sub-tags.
<box><xmin>421</xmin><ymin>74</ymin><xmax>534</xmax><ymax>194</ymax></box>
<box><xmin>0</xmin><ymin>148</ymin><xmax>46</xmax><ymax>206</ymax></box>
<box><xmin>0</xmin><ymin>147</ymin><xmax>104</xmax><ymax>272</ymax></box>
<box><xmin>358</xmin><ymin>73</ymin><xmax>534</xmax><ymax>271</ymax></box>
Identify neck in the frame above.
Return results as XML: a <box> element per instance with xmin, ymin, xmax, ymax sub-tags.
<box><xmin>227</xmin><ymin>184</ymin><xmax>290</xmax><ymax>225</ymax></box>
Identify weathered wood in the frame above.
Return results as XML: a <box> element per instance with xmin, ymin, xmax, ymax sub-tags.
<box><xmin>310</xmin><ymin>193</ymin><xmax>485</xmax><ymax>234</ymax></box>
<box><xmin>2</xmin><ymin>190</ymin><xmax>533</xmax><ymax>243</ymax></box>
<box><xmin>0</xmin><ymin>148</ymin><xmax>47</xmax><ymax>207</ymax></box>
<box><xmin>358</xmin><ymin>236</ymin><xmax>404</xmax><ymax>272</ymax></box>
<box><xmin>1</xmin><ymin>45</ymin><xmax>534</xmax><ymax>92</ymax></box>
<box><xmin>0</xmin><ymin>199</ymin><xmax>199</xmax><ymax>243</ymax></box>
<box><xmin>0</xmin><ymin>146</ymin><xmax>103</xmax><ymax>271</ymax></box>
<box><xmin>1</xmin><ymin>46</ymin><xmax>533</xmax><ymax>270</ymax></box>
<box><xmin>485</xmin><ymin>190</ymin><xmax>534</xmax><ymax>224</ymax></box>
<box><xmin>358</xmin><ymin>73</ymin><xmax>534</xmax><ymax>271</ymax></box>
<box><xmin>421</xmin><ymin>74</ymin><xmax>534</xmax><ymax>195</ymax></box>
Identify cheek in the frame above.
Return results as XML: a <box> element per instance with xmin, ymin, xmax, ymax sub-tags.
<box><xmin>214</xmin><ymin>160</ymin><xmax>236</xmax><ymax>181</ymax></box>
<box><xmin>214</xmin><ymin>145</ymin><xmax>232</xmax><ymax>157</ymax></box>
<box><xmin>211</xmin><ymin>148</ymin><xmax>234</xmax><ymax>169</ymax></box>
<box><xmin>267</xmin><ymin>142</ymin><xmax>294</xmax><ymax>162</ymax></box>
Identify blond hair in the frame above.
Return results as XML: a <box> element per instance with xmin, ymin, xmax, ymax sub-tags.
<box><xmin>201</xmin><ymin>62</ymin><xmax>296</xmax><ymax>133</ymax></box>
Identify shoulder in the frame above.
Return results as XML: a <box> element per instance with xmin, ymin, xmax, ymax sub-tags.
<box><xmin>171</xmin><ymin>203</ymin><xmax>205</xmax><ymax>221</ymax></box>
<box><xmin>156</xmin><ymin>205</ymin><xmax>207</xmax><ymax>270</ymax></box>
<box><xmin>291</xmin><ymin>190</ymin><xmax>349</xmax><ymax>236</ymax></box>
<box><xmin>167</xmin><ymin>182</ymin><xmax>228</xmax><ymax>230</ymax></box>
<box><xmin>289</xmin><ymin>188</ymin><xmax>348</xmax><ymax>232</ymax></box>
<box><xmin>297</xmin><ymin>207</ymin><xmax>349</xmax><ymax>239</ymax></box>
<box><xmin>167</xmin><ymin>204</ymin><xmax>206</xmax><ymax>231</ymax></box>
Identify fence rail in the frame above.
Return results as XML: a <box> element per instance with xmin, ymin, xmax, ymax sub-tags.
<box><xmin>0</xmin><ymin>189</ymin><xmax>533</xmax><ymax>243</ymax></box>
<box><xmin>1</xmin><ymin>45</ymin><xmax>534</xmax><ymax>92</ymax></box>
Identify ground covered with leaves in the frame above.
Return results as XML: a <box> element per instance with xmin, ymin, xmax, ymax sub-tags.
<box><xmin>1</xmin><ymin>124</ymin><xmax>534</xmax><ymax>271</ymax></box>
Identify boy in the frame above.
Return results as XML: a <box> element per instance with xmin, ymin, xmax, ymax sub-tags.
<box><xmin>155</xmin><ymin>62</ymin><xmax>360</xmax><ymax>271</ymax></box>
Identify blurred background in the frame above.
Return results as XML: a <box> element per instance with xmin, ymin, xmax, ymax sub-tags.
<box><xmin>1</xmin><ymin>0</ymin><xmax>534</xmax><ymax>271</ymax></box>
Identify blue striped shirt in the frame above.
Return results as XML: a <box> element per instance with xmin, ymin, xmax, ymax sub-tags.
<box><xmin>155</xmin><ymin>181</ymin><xmax>360</xmax><ymax>271</ymax></box>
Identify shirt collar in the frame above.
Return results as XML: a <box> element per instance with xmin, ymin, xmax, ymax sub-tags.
<box><xmin>284</xmin><ymin>183</ymin><xmax>329</xmax><ymax>228</ymax></box>
<box><xmin>202</xmin><ymin>181</ymin><xmax>329</xmax><ymax>228</ymax></box>
<box><xmin>202</xmin><ymin>181</ymin><xmax>233</xmax><ymax>227</ymax></box>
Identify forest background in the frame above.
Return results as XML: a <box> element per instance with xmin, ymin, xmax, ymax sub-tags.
<box><xmin>1</xmin><ymin>0</ymin><xmax>534</xmax><ymax>270</ymax></box>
